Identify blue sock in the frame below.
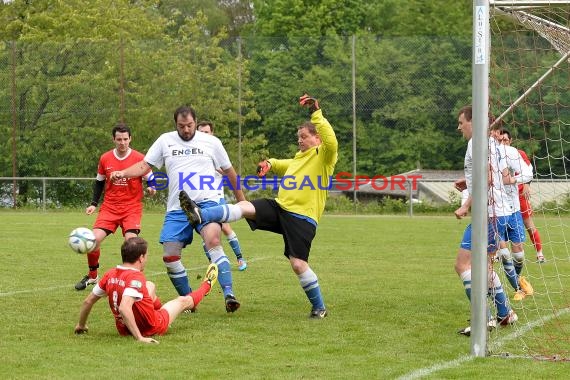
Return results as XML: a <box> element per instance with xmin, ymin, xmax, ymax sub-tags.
<box><xmin>209</xmin><ymin>246</ymin><xmax>234</xmax><ymax>297</ymax></box>
<box><xmin>299</xmin><ymin>268</ymin><xmax>325</xmax><ymax>310</ymax></box>
<box><xmin>502</xmin><ymin>258</ymin><xmax>519</xmax><ymax>291</ymax></box>
<box><xmin>460</xmin><ymin>270</ymin><xmax>471</xmax><ymax>301</ymax></box>
<box><xmin>164</xmin><ymin>259</ymin><xmax>191</xmax><ymax>295</ymax></box>
<box><xmin>489</xmin><ymin>273</ymin><xmax>509</xmax><ymax>318</ymax></box>
<box><xmin>227</xmin><ymin>232</ymin><xmax>243</xmax><ymax>260</ymax></box>
<box><xmin>201</xmin><ymin>205</ymin><xmax>230</xmax><ymax>223</ymax></box>
<box><xmin>513</xmin><ymin>251</ymin><xmax>525</xmax><ymax>275</ymax></box>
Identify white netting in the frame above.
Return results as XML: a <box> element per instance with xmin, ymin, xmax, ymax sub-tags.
<box><xmin>489</xmin><ymin>1</ymin><xmax>570</xmax><ymax>360</ymax></box>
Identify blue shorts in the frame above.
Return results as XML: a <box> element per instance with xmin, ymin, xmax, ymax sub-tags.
<box><xmin>460</xmin><ymin>215</ymin><xmax>509</xmax><ymax>253</ymax></box>
<box><xmin>160</xmin><ymin>200</ymin><xmax>225</xmax><ymax>246</ymax></box>
<box><xmin>501</xmin><ymin>211</ymin><xmax>526</xmax><ymax>244</ymax></box>
<box><xmin>195</xmin><ymin>199</ymin><xmax>225</xmax><ymax>233</ymax></box>
<box><xmin>159</xmin><ymin>210</ymin><xmax>195</xmax><ymax>247</ymax></box>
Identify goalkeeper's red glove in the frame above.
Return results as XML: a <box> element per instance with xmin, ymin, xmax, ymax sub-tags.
<box><xmin>299</xmin><ymin>93</ymin><xmax>320</xmax><ymax>113</ymax></box>
<box><xmin>256</xmin><ymin>160</ymin><xmax>271</xmax><ymax>177</ymax></box>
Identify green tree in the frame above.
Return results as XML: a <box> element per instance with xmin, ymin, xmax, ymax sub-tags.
<box><xmin>0</xmin><ymin>0</ymin><xmax>262</xmax><ymax>205</ymax></box>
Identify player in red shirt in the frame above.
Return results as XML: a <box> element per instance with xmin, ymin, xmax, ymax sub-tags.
<box><xmin>502</xmin><ymin>131</ymin><xmax>545</xmax><ymax>263</ymax></box>
<box><xmin>75</xmin><ymin>237</ymin><xmax>218</xmax><ymax>343</ymax></box>
<box><xmin>75</xmin><ymin>124</ymin><xmax>157</xmax><ymax>291</ymax></box>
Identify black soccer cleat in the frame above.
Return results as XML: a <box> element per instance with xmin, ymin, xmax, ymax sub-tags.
<box><xmin>179</xmin><ymin>190</ymin><xmax>202</xmax><ymax>226</ymax></box>
<box><xmin>309</xmin><ymin>308</ymin><xmax>328</xmax><ymax>319</ymax></box>
<box><xmin>75</xmin><ymin>275</ymin><xmax>98</xmax><ymax>291</ymax></box>
<box><xmin>225</xmin><ymin>294</ymin><xmax>241</xmax><ymax>313</ymax></box>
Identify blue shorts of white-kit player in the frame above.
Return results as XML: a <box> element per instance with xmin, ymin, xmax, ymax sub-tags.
<box><xmin>159</xmin><ymin>199</ymin><xmax>226</xmax><ymax>247</ymax></box>
<box><xmin>501</xmin><ymin>210</ymin><xmax>526</xmax><ymax>244</ymax></box>
<box><xmin>460</xmin><ymin>215</ymin><xmax>509</xmax><ymax>253</ymax></box>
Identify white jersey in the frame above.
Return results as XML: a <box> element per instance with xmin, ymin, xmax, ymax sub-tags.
<box><xmin>145</xmin><ymin>130</ymin><xmax>231</xmax><ymax>211</ymax></box>
<box><xmin>497</xmin><ymin>143</ymin><xmax>533</xmax><ymax>212</ymax></box>
<box><xmin>464</xmin><ymin>137</ymin><xmax>513</xmax><ymax>217</ymax></box>
<box><xmin>213</xmin><ymin>171</ymin><xmax>224</xmax><ymax>199</ymax></box>
<box><xmin>488</xmin><ymin>137</ymin><xmax>513</xmax><ymax>217</ymax></box>
<box><xmin>464</xmin><ymin>139</ymin><xmax>473</xmax><ymax>195</ymax></box>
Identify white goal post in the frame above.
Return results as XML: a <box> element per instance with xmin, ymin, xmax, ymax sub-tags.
<box><xmin>472</xmin><ymin>0</ymin><xmax>570</xmax><ymax>360</ymax></box>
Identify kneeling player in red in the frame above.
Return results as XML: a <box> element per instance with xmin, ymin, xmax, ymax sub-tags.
<box><xmin>74</xmin><ymin>237</ymin><xmax>218</xmax><ymax>343</ymax></box>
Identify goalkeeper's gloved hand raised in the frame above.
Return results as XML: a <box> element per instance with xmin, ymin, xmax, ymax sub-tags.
<box><xmin>299</xmin><ymin>93</ymin><xmax>320</xmax><ymax>113</ymax></box>
<box><xmin>256</xmin><ymin>160</ymin><xmax>271</xmax><ymax>177</ymax></box>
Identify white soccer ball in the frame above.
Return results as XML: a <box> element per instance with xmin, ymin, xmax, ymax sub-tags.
<box><xmin>68</xmin><ymin>227</ymin><xmax>97</xmax><ymax>254</ymax></box>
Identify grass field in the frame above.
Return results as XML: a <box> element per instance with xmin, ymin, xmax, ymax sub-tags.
<box><xmin>1</xmin><ymin>211</ymin><xmax>570</xmax><ymax>379</ymax></box>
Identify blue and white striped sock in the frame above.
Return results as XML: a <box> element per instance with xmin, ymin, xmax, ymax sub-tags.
<box><xmin>298</xmin><ymin>268</ymin><xmax>325</xmax><ymax>310</ymax></box>
<box><xmin>164</xmin><ymin>259</ymin><xmax>191</xmax><ymax>295</ymax></box>
<box><xmin>489</xmin><ymin>271</ymin><xmax>510</xmax><ymax>318</ymax></box>
<box><xmin>513</xmin><ymin>250</ymin><xmax>525</xmax><ymax>275</ymax></box>
<box><xmin>460</xmin><ymin>269</ymin><xmax>472</xmax><ymax>301</ymax></box>
<box><xmin>209</xmin><ymin>246</ymin><xmax>233</xmax><ymax>297</ymax></box>
<box><xmin>201</xmin><ymin>204</ymin><xmax>242</xmax><ymax>223</ymax></box>
<box><xmin>226</xmin><ymin>231</ymin><xmax>243</xmax><ymax>259</ymax></box>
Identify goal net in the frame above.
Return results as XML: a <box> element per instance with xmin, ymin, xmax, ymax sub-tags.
<box><xmin>489</xmin><ymin>0</ymin><xmax>570</xmax><ymax>360</ymax></box>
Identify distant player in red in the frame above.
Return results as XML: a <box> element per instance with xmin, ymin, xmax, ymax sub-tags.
<box><xmin>502</xmin><ymin>130</ymin><xmax>545</xmax><ymax>263</ymax></box>
<box><xmin>75</xmin><ymin>124</ymin><xmax>156</xmax><ymax>291</ymax></box>
<box><xmin>75</xmin><ymin>237</ymin><xmax>218</xmax><ymax>343</ymax></box>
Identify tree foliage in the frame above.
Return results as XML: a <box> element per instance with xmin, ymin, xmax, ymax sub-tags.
<box><xmin>2</xmin><ymin>0</ymin><xmax>565</xmax><ymax>206</ymax></box>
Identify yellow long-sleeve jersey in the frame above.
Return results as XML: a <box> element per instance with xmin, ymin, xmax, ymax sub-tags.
<box><xmin>268</xmin><ymin>109</ymin><xmax>338</xmax><ymax>224</ymax></box>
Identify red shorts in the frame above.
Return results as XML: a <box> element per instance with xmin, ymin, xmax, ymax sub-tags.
<box><xmin>94</xmin><ymin>205</ymin><xmax>142</xmax><ymax>235</ymax></box>
<box><xmin>519</xmin><ymin>195</ymin><xmax>533</xmax><ymax>219</ymax></box>
<box><xmin>117</xmin><ymin>308</ymin><xmax>170</xmax><ymax>336</ymax></box>
<box><xmin>144</xmin><ymin>309</ymin><xmax>170</xmax><ymax>336</ymax></box>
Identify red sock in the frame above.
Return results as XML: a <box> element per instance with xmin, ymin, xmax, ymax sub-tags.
<box><xmin>188</xmin><ymin>282</ymin><xmax>211</xmax><ymax>307</ymax></box>
<box><xmin>87</xmin><ymin>249</ymin><xmax>101</xmax><ymax>278</ymax></box>
<box><xmin>153</xmin><ymin>297</ymin><xmax>162</xmax><ymax>310</ymax></box>
<box><xmin>530</xmin><ymin>229</ymin><xmax>542</xmax><ymax>252</ymax></box>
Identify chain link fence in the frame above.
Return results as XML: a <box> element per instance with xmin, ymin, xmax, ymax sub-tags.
<box><xmin>0</xmin><ymin>35</ymin><xmax>472</xmax><ymax>209</ymax></box>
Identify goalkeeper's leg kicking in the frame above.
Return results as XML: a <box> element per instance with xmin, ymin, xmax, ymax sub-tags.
<box><xmin>179</xmin><ymin>93</ymin><xmax>336</xmax><ymax>319</ymax></box>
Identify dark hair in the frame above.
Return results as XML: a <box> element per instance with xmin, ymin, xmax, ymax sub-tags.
<box><xmin>458</xmin><ymin>105</ymin><xmax>499</xmax><ymax>128</ymax></box>
<box><xmin>173</xmin><ymin>106</ymin><xmax>197</xmax><ymax>124</ymax></box>
<box><xmin>458</xmin><ymin>105</ymin><xmax>472</xmax><ymax>121</ymax></box>
<box><xmin>500</xmin><ymin>128</ymin><xmax>512</xmax><ymax>140</ymax></box>
<box><xmin>112</xmin><ymin>123</ymin><xmax>131</xmax><ymax>138</ymax></box>
<box><xmin>298</xmin><ymin>121</ymin><xmax>317</xmax><ymax>135</ymax></box>
<box><xmin>197</xmin><ymin>120</ymin><xmax>214</xmax><ymax>133</ymax></box>
<box><xmin>121</xmin><ymin>237</ymin><xmax>148</xmax><ymax>264</ymax></box>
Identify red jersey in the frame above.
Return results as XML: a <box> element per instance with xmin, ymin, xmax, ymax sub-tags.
<box><xmin>517</xmin><ymin>149</ymin><xmax>532</xmax><ymax>194</ymax></box>
<box><xmin>518</xmin><ymin>149</ymin><xmax>531</xmax><ymax>166</ymax></box>
<box><xmin>93</xmin><ymin>266</ymin><xmax>168</xmax><ymax>336</ymax></box>
<box><xmin>97</xmin><ymin>149</ymin><xmax>149</xmax><ymax>213</ymax></box>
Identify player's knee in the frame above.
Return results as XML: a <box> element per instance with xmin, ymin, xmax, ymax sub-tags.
<box><xmin>455</xmin><ymin>250</ymin><xmax>470</xmax><ymax>273</ymax></box>
<box><xmin>163</xmin><ymin>242</ymin><xmax>183</xmax><ymax>262</ymax></box>
<box><xmin>513</xmin><ymin>250</ymin><xmax>525</xmax><ymax>263</ymax></box>
<box><xmin>207</xmin><ymin>237</ymin><xmax>222</xmax><ymax>247</ymax></box>
<box><xmin>498</xmin><ymin>247</ymin><xmax>511</xmax><ymax>261</ymax></box>
<box><xmin>290</xmin><ymin>258</ymin><xmax>308</xmax><ymax>274</ymax></box>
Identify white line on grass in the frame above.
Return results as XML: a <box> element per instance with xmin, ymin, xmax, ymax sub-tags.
<box><xmin>397</xmin><ymin>308</ymin><xmax>570</xmax><ymax>379</ymax></box>
<box><xmin>0</xmin><ymin>257</ymin><xmax>268</xmax><ymax>297</ymax></box>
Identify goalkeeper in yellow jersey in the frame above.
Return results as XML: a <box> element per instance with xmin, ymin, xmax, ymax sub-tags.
<box><xmin>179</xmin><ymin>93</ymin><xmax>338</xmax><ymax>319</ymax></box>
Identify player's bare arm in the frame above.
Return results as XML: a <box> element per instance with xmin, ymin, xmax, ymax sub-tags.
<box><xmin>454</xmin><ymin>195</ymin><xmax>471</xmax><ymax>219</ymax></box>
<box><xmin>501</xmin><ymin>167</ymin><xmax>516</xmax><ymax>185</ymax></box>
<box><xmin>118</xmin><ymin>295</ymin><xmax>158</xmax><ymax>344</ymax></box>
<box><xmin>110</xmin><ymin>161</ymin><xmax>152</xmax><ymax>181</ymax></box>
<box><xmin>521</xmin><ymin>183</ymin><xmax>531</xmax><ymax>200</ymax></box>
<box><xmin>454</xmin><ymin>178</ymin><xmax>467</xmax><ymax>192</ymax></box>
<box><xmin>222</xmin><ymin>166</ymin><xmax>246</xmax><ymax>202</ymax></box>
<box><xmin>74</xmin><ymin>292</ymin><xmax>102</xmax><ymax>334</ymax></box>
<box><xmin>142</xmin><ymin>172</ymin><xmax>157</xmax><ymax>197</ymax></box>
